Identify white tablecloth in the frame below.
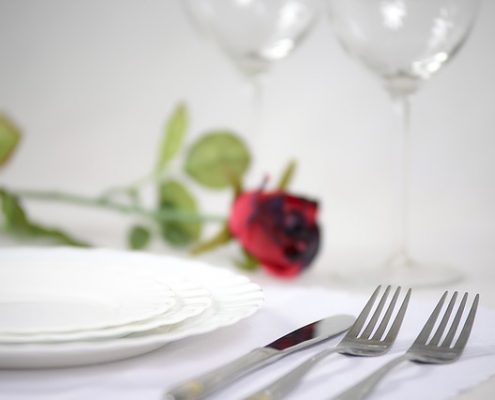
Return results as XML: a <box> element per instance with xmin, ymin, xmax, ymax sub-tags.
<box><xmin>0</xmin><ymin>286</ymin><xmax>494</xmax><ymax>400</ymax></box>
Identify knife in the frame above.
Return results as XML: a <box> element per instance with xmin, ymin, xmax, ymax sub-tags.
<box><xmin>164</xmin><ymin>314</ymin><xmax>355</xmax><ymax>400</ymax></box>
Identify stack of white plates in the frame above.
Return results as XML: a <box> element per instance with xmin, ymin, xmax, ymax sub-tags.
<box><xmin>0</xmin><ymin>247</ymin><xmax>264</xmax><ymax>369</ymax></box>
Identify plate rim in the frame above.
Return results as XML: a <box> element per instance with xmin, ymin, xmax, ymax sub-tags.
<box><xmin>0</xmin><ymin>247</ymin><xmax>264</xmax><ymax>368</ymax></box>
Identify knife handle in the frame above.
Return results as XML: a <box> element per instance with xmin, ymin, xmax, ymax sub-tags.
<box><xmin>165</xmin><ymin>347</ymin><xmax>280</xmax><ymax>400</ymax></box>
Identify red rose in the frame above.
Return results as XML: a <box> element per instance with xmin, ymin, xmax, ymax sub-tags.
<box><xmin>228</xmin><ymin>190</ymin><xmax>320</xmax><ymax>278</ymax></box>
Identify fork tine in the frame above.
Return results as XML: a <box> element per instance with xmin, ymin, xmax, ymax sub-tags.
<box><xmin>453</xmin><ymin>294</ymin><xmax>479</xmax><ymax>352</ymax></box>
<box><xmin>413</xmin><ymin>291</ymin><xmax>448</xmax><ymax>345</ymax></box>
<box><xmin>429</xmin><ymin>292</ymin><xmax>458</xmax><ymax>346</ymax></box>
<box><xmin>345</xmin><ymin>285</ymin><xmax>382</xmax><ymax>338</ymax></box>
<box><xmin>371</xmin><ymin>286</ymin><xmax>400</xmax><ymax>340</ymax></box>
<box><xmin>441</xmin><ymin>292</ymin><xmax>468</xmax><ymax>348</ymax></box>
<box><xmin>383</xmin><ymin>288</ymin><xmax>411</xmax><ymax>342</ymax></box>
<box><xmin>361</xmin><ymin>286</ymin><xmax>391</xmax><ymax>338</ymax></box>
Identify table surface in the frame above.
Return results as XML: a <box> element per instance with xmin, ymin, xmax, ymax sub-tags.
<box><xmin>1</xmin><ymin>238</ymin><xmax>494</xmax><ymax>399</ymax></box>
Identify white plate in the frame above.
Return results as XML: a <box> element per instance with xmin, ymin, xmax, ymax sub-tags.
<box><xmin>0</xmin><ymin>248</ymin><xmax>264</xmax><ymax>368</ymax></box>
<box><xmin>0</xmin><ymin>279</ymin><xmax>212</xmax><ymax>344</ymax></box>
<box><xmin>0</xmin><ymin>250</ymin><xmax>177</xmax><ymax>334</ymax></box>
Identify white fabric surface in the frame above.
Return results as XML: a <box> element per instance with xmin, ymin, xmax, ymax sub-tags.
<box><xmin>0</xmin><ymin>286</ymin><xmax>494</xmax><ymax>400</ymax></box>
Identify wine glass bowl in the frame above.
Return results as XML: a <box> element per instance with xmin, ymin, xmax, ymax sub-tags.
<box><xmin>184</xmin><ymin>0</ymin><xmax>319</xmax><ymax>78</ymax></box>
<box><xmin>327</xmin><ymin>0</ymin><xmax>480</xmax><ymax>96</ymax></box>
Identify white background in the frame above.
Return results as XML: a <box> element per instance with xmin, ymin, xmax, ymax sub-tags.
<box><xmin>0</xmin><ymin>0</ymin><xmax>494</xmax><ymax>280</ymax></box>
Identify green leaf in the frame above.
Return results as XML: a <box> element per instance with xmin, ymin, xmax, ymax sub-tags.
<box><xmin>0</xmin><ymin>114</ymin><xmax>21</xmax><ymax>167</ymax></box>
<box><xmin>0</xmin><ymin>188</ymin><xmax>88</xmax><ymax>247</ymax></box>
<box><xmin>128</xmin><ymin>225</ymin><xmax>151</xmax><ymax>250</ymax></box>
<box><xmin>191</xmin><ymin>224</ymin><xmax>232</xmax><ymax>255</ymax></box>
<box><xmin>277</xmin><ymin>159</ymin><xmax>297</xmax><ymax>190</ymax></box>
<box><xmin>234</xmin><ymin>249</ymin><xmax>259</xmax><ymax>271</ymax></box>
<box><xmin>155</xmin><ymin>103</ymin><xmax>188</xmax><ymax>175</ymax></box>
<box><xmin>27</xmin><ymin>224</ymin><xmax>89</xmax><ymax>247</ymax></box>
<box><xmin>158</xmin><ymin>180</ymin><xmax>201</xmax><ymax>246</ymax></box>
<box><xmin>0</xmin><ymin>188</ymin><xmax>30</xmax><ymax>229</ymax></box>
<box><xmin>184</xmin><ymin>131</ymin><xmax>251</xmax><ymax>189</ymax></box>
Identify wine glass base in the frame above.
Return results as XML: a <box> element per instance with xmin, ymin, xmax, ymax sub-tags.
<box><xmin>332</xmin><ymin>255</ymin><xmax>464</xmax><ymax>289</ymax></box>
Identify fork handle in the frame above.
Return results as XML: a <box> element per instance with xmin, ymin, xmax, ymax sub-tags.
<box><xmin>332</xmin><ymin>355</ymin><xmax>407</xmax><ymax>400</ymax></box>
<box><xmin>245</xmin><ymin>347</ymin><xmax>340</xmax><ymax>400</ymax></box>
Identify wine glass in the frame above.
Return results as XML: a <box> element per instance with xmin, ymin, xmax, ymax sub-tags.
<box><xmin>183</xmin><ymin>0</ymin><xmax>319</xmax><ymax>145</ymax></box>
<box><xmin>326</xmin><ymin>0</ymin><xmax>480</xmax><ymax>286</ymax></box>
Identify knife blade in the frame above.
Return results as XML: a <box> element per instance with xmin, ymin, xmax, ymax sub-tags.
<box><xmin>165</xmin><ymin>314</ymin><xmax>355</xmax><ymax>400</ymax></box>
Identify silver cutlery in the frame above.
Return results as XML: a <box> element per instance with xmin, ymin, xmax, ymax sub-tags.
<box><xmin>245</xmin><ymin>285</ymin><xmax>411</xmax><ymax>400</ymax></box>
<box><xmin>164</xmin><ymin>314</ymin><xmax>355</xmax><ymax>400</ymax></box>
<box><xmin>332</xmin><ymin>291</ymin><xmax>479</xmax><ymax>400</ymax></box>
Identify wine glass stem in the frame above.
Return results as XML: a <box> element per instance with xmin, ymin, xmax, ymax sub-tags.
<box><xmin>250</xmin><ymin>75</ymin><xmax>263</xmax><ymax>139</ymax></box>
<box><xmin>393</xmin><ymin>95</ymin><xmax>411</xmax><ymax>265</ymax></box>
<box><xmin>247</xmin><ymin>75</ymin><xmax>264</xmax><ymax>161</ymax></box>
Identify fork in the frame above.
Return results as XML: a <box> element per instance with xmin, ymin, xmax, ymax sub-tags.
<box><xmin>245</xmin><ymin>285</ymin><xmax>411</xmax><ymax>400</ymax></box>
<box><xmin>332</xmin><ymin>291</ymin><xmax>480</xmax><ymax>400</ymax></box>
